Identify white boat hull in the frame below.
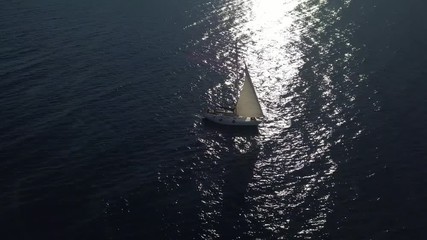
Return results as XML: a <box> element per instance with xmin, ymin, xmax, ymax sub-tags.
<box><xmin>203</xmin><ymin>110</ymin><xmax>262</xmax><ymax>126</ymax></box>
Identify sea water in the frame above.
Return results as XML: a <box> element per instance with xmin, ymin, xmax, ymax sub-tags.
<box><xmin>1</xmin><ymin>0</ymin><xmax>426</xmax><ymax>239</ymax></box>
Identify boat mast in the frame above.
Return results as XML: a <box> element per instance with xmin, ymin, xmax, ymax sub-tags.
<box><xmin>234</xmin><ymin>41</ymin><xmax>240</xmax><ymax>100</ymax></box>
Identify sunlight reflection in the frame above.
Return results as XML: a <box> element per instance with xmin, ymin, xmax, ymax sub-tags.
<box><xmin>186</xmin><ymin>0</ymin><xmax>359</xmax><ymax>238</ymax></box>
<box><xmin>235</xmin><ymin>0</ymin><xmax>305</xmax><ymax>134</ymax></box>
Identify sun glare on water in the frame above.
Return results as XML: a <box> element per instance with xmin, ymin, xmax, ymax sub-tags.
<box><xmin>234</xmin><ymin>0</ymin><xmax>305</xmax><ymax>132</ymax></box>
<box><xmin>186</xmin><ymin>0</ymin><xmax>357</xmax><ymax>237</ymax></box>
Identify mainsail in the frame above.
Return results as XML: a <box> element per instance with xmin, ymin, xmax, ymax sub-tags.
<box><xmin>235</xmin><ymin>64</ymin><xmax>264</xmax><ymax>118</ymax></box>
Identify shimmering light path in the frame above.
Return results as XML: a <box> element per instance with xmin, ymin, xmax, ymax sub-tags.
<box><xmin>181</xmin><ymin>0</ymin><xmax>369</xmax><ymax>238</ymax></box>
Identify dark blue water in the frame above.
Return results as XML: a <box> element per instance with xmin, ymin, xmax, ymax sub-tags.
<box><xmin>1</xmin><ymin>0</ymin><xmax>427</xmax><ymax>239</ymax></box>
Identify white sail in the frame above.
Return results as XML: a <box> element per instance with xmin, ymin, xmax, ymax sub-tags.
<box><xmin>235</xmin><ymin>64</ymin><xmax>264</xmax><ymax>118</ymax></box>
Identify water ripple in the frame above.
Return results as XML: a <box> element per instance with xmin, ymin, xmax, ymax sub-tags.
<box><xmin>0</xmin><ymin>0</ymin><xmax>388</xmax><ymax>238</ymax></box>
<box><xmin>179</xmin><ymin>0</ymin><xmax>369</xmax><ymax>238</ymax></box>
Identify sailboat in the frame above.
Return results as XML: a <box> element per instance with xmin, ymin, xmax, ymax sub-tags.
<box><xmin>203</xmin><ymin>62</ymin><xmax>264</xmax><ymax>126</ymax></box>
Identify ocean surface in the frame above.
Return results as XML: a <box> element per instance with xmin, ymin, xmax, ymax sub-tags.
<box><xmin>1</xmin><ymin>0</ymin><xmax>427</xmax><ymax>239</ymax></box>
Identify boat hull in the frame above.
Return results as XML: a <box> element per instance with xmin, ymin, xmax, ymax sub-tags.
<box><xmin>203</xmin><ymin>110</ymin><xmax>262</xmax><ymax>126</ymax></box>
